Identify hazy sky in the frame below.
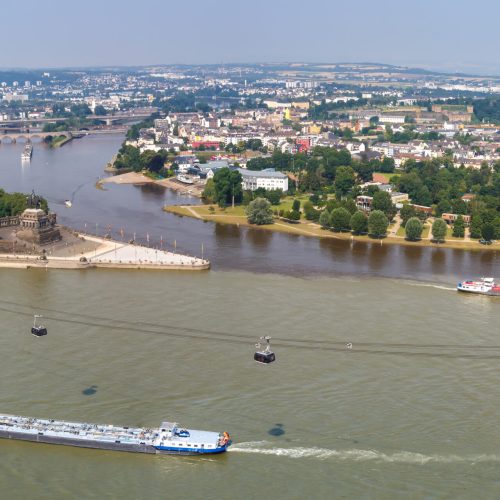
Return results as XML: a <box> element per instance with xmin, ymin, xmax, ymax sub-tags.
<box><xmin>2</xmin><ymin>0</ymin><xmax>500</xmax><ymax>74</ymax></box>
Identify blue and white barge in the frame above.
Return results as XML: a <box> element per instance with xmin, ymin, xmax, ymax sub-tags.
<box><xmin>0</xmin><ymin>414</ymin><xmax>231</xmax><ymax>455</ymax></box>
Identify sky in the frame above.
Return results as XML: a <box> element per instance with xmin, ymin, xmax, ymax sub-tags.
<box><xmin>2</xmin><ymin>0</ymin><xmax>500</xmax><ymax>75</ymax></box>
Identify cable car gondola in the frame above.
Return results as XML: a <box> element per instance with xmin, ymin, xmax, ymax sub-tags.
<box><xmin>254</xmin><ymin>336</ymin><xmax>275</xmax><ymax>364</ymax></box>
<box><xmin>31</xmin><ymin>314</ymin><xmax>47</xmax><ymax>337</ymax></box>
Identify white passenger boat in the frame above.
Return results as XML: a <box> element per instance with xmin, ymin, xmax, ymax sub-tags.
<box><xmin>457</xmin><ymin>277</ymin><xmax>500</xmax><ymax>296</ymax></box>
<box><xmin>21</xmin><ymin>143</ymin><xmax>33</xmax><ymax>161</ymax></box>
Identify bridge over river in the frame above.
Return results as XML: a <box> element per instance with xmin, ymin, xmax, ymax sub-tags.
<box><xmin>0</xmin><ymin>128</ymin><xmax>127</xmax><ymax>143</ymax></box>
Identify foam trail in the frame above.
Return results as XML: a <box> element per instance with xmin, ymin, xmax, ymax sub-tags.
<box><xmin>406</xmin><ymin>282</ymin><xmax>456</xmax><ymax>292</ymax></box>
<box><xmin>230</xmin><ymin>443</ymin><xmax>500</xmax><ymax>464</ymax></box>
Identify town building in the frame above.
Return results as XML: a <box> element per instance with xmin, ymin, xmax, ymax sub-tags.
<box><xmin>238</xmin><ymin>168</ymin><xmax>289</xmax><ymax>192</ymax></box>
<box><xmin>442</xmin><ymin>213</ymin><xmax>471</xmax><ymax>225</ymax></box>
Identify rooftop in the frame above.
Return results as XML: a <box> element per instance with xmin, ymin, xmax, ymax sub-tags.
<box><xmin>238</xmin><ymin>168</ymin><xmax>287</xmax><ymax>179</ymax></box>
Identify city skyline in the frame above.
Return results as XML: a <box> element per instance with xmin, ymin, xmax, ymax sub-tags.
<box><xmin>2</xmin><ymin>0</ymin><xmax>500</xmax><ymax>75</ymax></box>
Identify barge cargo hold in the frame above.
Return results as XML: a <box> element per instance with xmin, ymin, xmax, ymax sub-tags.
<box><xmin>0</xmin><ymin>414</ymin><xmax>231</xmax><ymax>455</ymax></box>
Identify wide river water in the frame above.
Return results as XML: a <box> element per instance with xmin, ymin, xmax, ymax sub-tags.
<box><xmin>0</xmin><ymin>136</ymin><xmax>499</xmax><ymax>498</ymax></box>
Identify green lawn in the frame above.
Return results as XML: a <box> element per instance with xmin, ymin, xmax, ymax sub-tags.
<box><xmin>277</xmin><ymin>194</ymin><xmax>310</xmax><ymax>214</ymax></box>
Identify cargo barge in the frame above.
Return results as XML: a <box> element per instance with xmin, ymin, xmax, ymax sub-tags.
<box><xmin>0</xmin><ymin>414</ymin><xmax>231</xmax><ymax>455</ymax></box>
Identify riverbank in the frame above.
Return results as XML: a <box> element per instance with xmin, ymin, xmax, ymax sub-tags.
<box><xmin>164</xmin><ymin>204</ymin><xmax>499</xmax><ymax>252</ymax></box>
<box><xmin>99</xmin><ymin>171</ymin><xmax>204</xmax><ymax>197</ymax></box>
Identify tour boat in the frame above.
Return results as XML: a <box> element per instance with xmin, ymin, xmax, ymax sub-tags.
<box><xmin>0</xmin><ymin>414</ymin><xmax>231</xmax><ymax>456</ymax></box>
<box><xmin>457</xmin><ymin>277</ymin><xmax>500</xmax><ymax>296</ymax></box>
<box><xmin>21</xmin><ymin>143</ymin><xmax>33</xmax><ymax>161</ymax></box>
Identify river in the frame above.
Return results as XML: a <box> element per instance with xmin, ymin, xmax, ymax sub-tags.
<box><xmin>0</xmin><ymin>136</ymin><xmax>499</xmax><ymax>498</ymax></box>
<box><xmin>0</xmin><ymin>135</ymin><xmax>496</xmax><ymax>281</ymax></box>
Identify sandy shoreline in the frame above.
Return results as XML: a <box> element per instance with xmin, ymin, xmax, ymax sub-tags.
<box><xmin>99</xmin><ymin>172</ymin><xmax>204</xmax><ymax>197</ymax></box>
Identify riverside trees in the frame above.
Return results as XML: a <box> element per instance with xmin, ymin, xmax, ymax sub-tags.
<box><xmin>246</xmin><ymin>198</ymin><xmax>274</xmax><ymax>225</ymax></box>
<box><xmin>405</xmin><ymin>217</ymin><xmax>423</xmax><ymax>241</ymax></box>
<box><xmin>432</xmin><ymin>218</ymin><xmax>447</xmax><ymax>243</ymax></box>
<box><xmin>452</xmin><ymin>215</ymin><xmax>465</xmax><ymax>237</ymax></box>
<box><xmin>350</xmin><ymin>211</ymin><xmax>368</xmax><ymax>235</ymax></box>
<box><xmin>368</xmin><ymin>210</ymin><xmax>389</xmax><ymax>238</ymax></box>
<box><xmin>212</xmin><ymin>168</ymin><xmax>243</xmax><ymax>207</ymax></box>
<box><xmin>330</xmin><ymin>207</ymin><xmax>351</xmax><ymax>231</ymax></box>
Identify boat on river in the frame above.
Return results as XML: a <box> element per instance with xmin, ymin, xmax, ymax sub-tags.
<box><xmin>21</xmin><ymin>143</ymin><xmax>33</xmax><ymax>161</ymax></box>
<box><xmin>457</xmin><ymin>277</ymin><xmax>500</xmax><ymax>296</ymax></box>
<box><xmin>0</xmin><ymin>414</ymin><xmax>231</xmax><ymax>455</ymax></box>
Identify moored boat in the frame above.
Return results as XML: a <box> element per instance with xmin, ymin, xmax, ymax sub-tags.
<box><xmin>0</xmin><ymin>414</ymin><xmax>231</xmax><ymax>456</ymax></box>
<box><xmin>176</xmin><ymin>174</ymin><xmax>194</xmax><ymax>184</ymax></box>
<box><xmin>457</xmin><ymin>277</ymin><xmax>500</xmax><ymax>296</ymax></box>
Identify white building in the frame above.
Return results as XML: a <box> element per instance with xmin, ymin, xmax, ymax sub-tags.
<box><xmin>238</xmin><ymin>168</ymin><xmax>289</xmax><ymax>192</ymax></box>
<box><xmin>2</xmin><ymin>93</ymin><xmax>28</xmax><ymax>102</ymax></box>
<box><xmin>378</xmin><ymin>115</ymin><xmax>406</xmax><ymax>125</ymax></box>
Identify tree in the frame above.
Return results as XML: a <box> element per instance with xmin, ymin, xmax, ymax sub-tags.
<box><xmin>400</xmin><ymin>204</ymin><xmax>417</xmax><ymax>227</ymax></box>
<box><xmin>452</xmin><ymin>215</ymin><xmax>465</xmax><ymax>238</ymax></box>
<box><xmin>319</xmin><ymin>210</ymin><xmax>330</xmax><ymax>228</ymax></box>
<box><xmin>94</xmin><ymin>105</ymin><xmax>107</xmax><ymax>116</ymax></box>
<box><xmin>329</xmin><ymin>207</ymin><xmax>351</xmax><ymax>231</ymax></box>
<box><xmin>286</xmin><ymin>209</ymin><xmax>301</xmax><ymax>221</ymax></box>
<box><xmin>405</xmin><ymin>217</ymin><xmax>423</xmax><ymax>241</ymax></box>
<box><xmin>432</xmin><ymin>218</ymin><xmax>447</xmax><ymax>243</ymax></box>
<box><xmin>303</xmin><ymin>201</ymin><xmax>319</xmax><ymax>221</ymax></box>
<box><xmin>350</xmin><ymin>211</ymin><xmax>368</xmax><ymax>235</ymax></box>
<box><xmin>265</xmin><ymin>189</ymin><xmax>282</xmax><ymax>205</ymax></box>
<box><xmin>140</xmin><ymin>151</ymin><xmax>165</xmax><ymax>173</ymax></box>
<box><xmin>469</xmin><ymin>215</ymin><xmax>483</xmax><ymax>239</ymax></box>
<box><xmin>292</xmin><ymin>199</ymin><xmax>301</xmax><ymax>212</ymax></box>
<box><xmin>481</xmin><ymin>222</ymin><xmax>495</xmax><ymax>242</ymax></box>
<box><xmin>368</xmin><ymin>210</ymin><xmax>388</xmax><ymax>238</ymax></box>
<box><xmin>371</xmin><ymin>191</ymin><xmax>396</xmax><ymax>220</ymax></box>
<box><xmin>246</xmin><ymin>198</ymin><xmax>274</xmax><ymax>225</ymax></box>
<box><xmin>213</xmin><ymin>168</ymin><xmax>243</xmax><ymax>206</ymax></box>
<box><xmin>494</xmin><ymin>216</ymin><xmax>500</xmax><ymax>239</ymax></box>
<box><xmin>242</xmin><ymin>190</ymin><xmax>253</xmax><ymax>206</ymax></box>
<box><xmin>334</xmin><ymin>166</ymin><xmax>355</xmax><ymax>197</ymax></box>
<box><xmin>202</xmin><ymin>179</ymin><xmax>216</xmax><ymax>203</ymax></box>
<box><xmin>341</xmin><ymin>198</ymin><xmax>358</xmax><ymax>214</ymax></box>
<box><xmin>379</xmin><ymin>157</ymin><xmax>395</xmax><ymax>173</ymax></box>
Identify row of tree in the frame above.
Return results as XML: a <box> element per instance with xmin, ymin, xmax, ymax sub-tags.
<box><xmin>319</xmin><ymin>207</ymin><xmax>388</xmax><ymax>238</ymax></box>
